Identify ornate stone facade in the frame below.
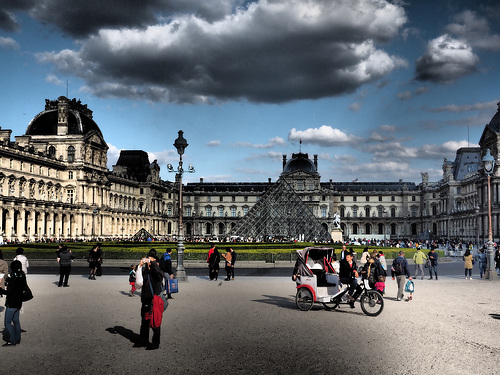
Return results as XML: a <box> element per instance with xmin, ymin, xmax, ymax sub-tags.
<box><xmin>0</xmin><ymin>96</ymin><xmax>498</xmax><ymax>244</ymax></box>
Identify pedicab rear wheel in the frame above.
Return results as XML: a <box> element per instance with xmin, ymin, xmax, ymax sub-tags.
<box><xmin>360</xmin><ymin>290</ymin><xmax>384</xmax><ymax>316</ymax></box>
<box><xmin>296</xmin><ymin>288</ymin><xmax>314</xmax><ymax>311</ymax></box>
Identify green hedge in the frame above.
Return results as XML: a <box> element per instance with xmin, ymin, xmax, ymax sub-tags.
<box><xmin>0</xmin><ymin>242</ymin><xmax>444</xmax><ymax>262</ymax></box>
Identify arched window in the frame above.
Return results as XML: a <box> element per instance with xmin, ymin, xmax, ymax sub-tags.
<box><xmin>48</xmin><ymin>146</ymin><xmax>56</xmax><ymax>157</ymax></box>
<box><xmin>67</xmin><ymin>146</ymin><xmax>75</xmax><ymax>163</ymax></box>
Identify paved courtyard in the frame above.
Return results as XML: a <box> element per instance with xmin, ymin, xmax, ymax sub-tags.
<box><xmin>1</xmin><ymin>273</ymin><xmax>500</xmax><ymax>374</ymax></box>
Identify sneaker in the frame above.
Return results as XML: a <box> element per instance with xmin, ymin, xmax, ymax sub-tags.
<box><xmin>2</xmin><ymin>342</ymin><xmax>16</xmax><ymax>347</ymax></box>
<box><xmin>396</xmin><ymin>297</ymin><xmax>401</xmax><ymax>301</ymax></box>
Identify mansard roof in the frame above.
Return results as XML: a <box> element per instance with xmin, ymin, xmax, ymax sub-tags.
<box><xmin>115</xmin><ymin>150</ymin><xmax>151</xmax><ymax>182</ymax></box>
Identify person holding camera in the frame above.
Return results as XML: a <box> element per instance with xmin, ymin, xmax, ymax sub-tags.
<box><xmin>138</xmin><ymin>249</ymin><xmax>163</xmax><ymax>350</ymax></box>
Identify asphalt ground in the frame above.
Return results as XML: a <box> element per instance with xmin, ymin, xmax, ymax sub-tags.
<box><xmin>1</xmin><ymin>262</ymin><xmax>500</xmax><ymax>374</ymax></box>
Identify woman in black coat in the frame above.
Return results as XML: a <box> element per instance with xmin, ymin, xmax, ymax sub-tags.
<box><xmin>208</xmin><ymin>248</ymin><xmax>220</xmax><ymax>281</ymax></box>
<box><xmin>0</xmin><ymin>260</ymin><xmax>28</xmax><ymax>346</ymax></box>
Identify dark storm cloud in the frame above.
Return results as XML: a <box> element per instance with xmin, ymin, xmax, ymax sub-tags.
<box><xmin>28</xmin><ymin>0</ymin><xmax>246</xmax><ymax>38</ymax></box>
<box><xmin>0</xmin><ymin>0</ymin><xmax>36</xmax><ymax>32</ymax></box>
<box><xmin>36</xmin><ymin>0</ymin><xmax>408</xmax><ymax>104</ymax></box>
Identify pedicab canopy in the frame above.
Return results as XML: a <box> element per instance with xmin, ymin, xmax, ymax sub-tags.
<box><xmin>295</xmin><ymin>247</ymin><xmax>337</xmax><ymax>277</ymax></box>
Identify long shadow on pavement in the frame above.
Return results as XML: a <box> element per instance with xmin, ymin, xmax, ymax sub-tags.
<box><xmin>106</xmin><ymin>326</ymin><xmax>141</xmax><ymax>345</ymax></box>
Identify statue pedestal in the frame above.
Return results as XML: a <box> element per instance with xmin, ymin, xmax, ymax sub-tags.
<box><xmin>331</xmin><ymin>228</ymin><xmax>343</xmax><ymax>242</ymax></box>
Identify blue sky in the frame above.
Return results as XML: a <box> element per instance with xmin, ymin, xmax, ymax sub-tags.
<box><xmin>1</xmin><ymin>0</ymin><xmax>500</xmax><ymax>184</ymax></box>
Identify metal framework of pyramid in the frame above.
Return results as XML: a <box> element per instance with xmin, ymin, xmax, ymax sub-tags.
<box><xmin>228</xmin><ymin>178</ymin><xmax>331</xmax><ymax>242</ymax></box>
<box><xmin>132</xmin><ymin>228</ymin><xmax>155</xmax><ymax>241</ymax></box>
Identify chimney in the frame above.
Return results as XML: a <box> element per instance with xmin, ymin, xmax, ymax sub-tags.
<box><xmin>282</xmin><ymin>155</ymin><xmax>287</xmax><ymax>170</ymax></box>
<box><xmin>200</xmin><ymin>178</ymin><xmax>204</xmax><ymax>184</ymax></box>
<box><xmin>313</xmin><ymin>154</ymin><xmax>318</xmax><ymax>170</ymax></box>
<box><xmin>57</xmin><ymin>96</ymin><xmax>69</xmax><ymax>136</ymax></box>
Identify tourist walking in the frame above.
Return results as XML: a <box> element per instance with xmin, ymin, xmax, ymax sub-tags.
<box><xmin>57</xmin><ymin>245</ymin><xmax>75</xmax><ymax>287</ymax></box>
<box><xmin>207</xmin><ymin>244</ymin><xmax>215</xmax><ymax>279</ymax></box>
<box><xmin>129</xmin><ymin>264</ymin><xmax>137</xmax><ymax>297</ymax></box>
<box><xmin>428</xmin><ymin>248</ymin><xmax>439</xmax><ymax>280</ymax></box>
<box><xmin>221</xmin><ymin>248</ymin><xmax>232</xmax><ymax>281</ymax></box>
<box><xmin>477</xmin><ymin>248</ymin><xmax>487</xmax><ymax>279</ymax></box>
<box><xmin>208</xmin><ymin>247</ymin><xmax>220</xmax><ymax>281</ymax></box>
<box><xmin>463</xmin><ymin>249</ymin><xmax>474</xmax><ymax>280</ymax></box>
<box><xmin>138</xmin><ymin>254</ymin><xmax>163</xmax><ymax>350</ymax></box>
<box><xmin>230</xmin><ymin>248</ymin><xmax>237</xmax><ymax>280</ymax></box>
<box><xmin>391</xmin><ymin>251</ymin><xmax>412</xmax><ymax>301</ymax></box>
<box><xmin>13</xmin><ymin>247</ymin><xmax>29</xmax><ymax>275</ymax></box>
<box><xmin>87</xmin><ymin>245</ymin><xmax>102</xmax><ymax>280</ymax></box>
<box><xmin>412</xmin><ymin>247</ymin><xmax>427</xmax><ymax>280</ymax></box>
<box><xmin>0</xmin><ymin>260</ymin><xmax>30</xmax><ymax>346</ymax></box>
<box><xmin>159</xmin><ymin>249</ymin><xmax>174</xmax><ymax>299</ymax></box>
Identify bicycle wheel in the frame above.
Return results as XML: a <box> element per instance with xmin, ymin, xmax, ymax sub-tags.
<box><xmin>296</xmin><ymin>288</ymin><xmax>314</xmax><ymax>311</ymax></box>
<box><xmin>360</xmin><ymin>290</ymin><xmax>384</xmax><ymax>316</ymax></box>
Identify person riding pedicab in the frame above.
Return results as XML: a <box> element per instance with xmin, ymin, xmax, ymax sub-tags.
<box><xmin>339</xmin><ymin>251</ymin><xmax>362</xmax><ymax>308</ymax></box>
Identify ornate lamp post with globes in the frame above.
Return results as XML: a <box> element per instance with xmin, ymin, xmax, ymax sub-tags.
<box><xmin>167</xmin><ymin>130</ymin><xmax>195</xmax><ymax>282</ymax></box>
<box><xmin>482</xmin><ymin>149</ymin><xmax>498</xmax><ymax>280</ymax></box>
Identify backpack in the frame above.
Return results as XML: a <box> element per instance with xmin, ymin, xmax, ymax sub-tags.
<box><xmin>159</xmin><ymin>253</ymin><xmax>170</xmax><ymax>272</ymax></box>
<box><xmin>393</xmin><ymin>259</ymin><xmax>403</xmax><ymax>274</ymax></box>
<box><xmin>404</xmin><ymin>280</ymin><xmax>414</xmax><ymax>293</ymax></box>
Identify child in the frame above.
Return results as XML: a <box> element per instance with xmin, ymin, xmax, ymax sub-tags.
<box><xmin>129</xmin><ymin>264</ymin><xmax>137</xmax><ymax>297</ymax></box>
<box><xmin>374</xmin><ymin>276</ymin><xmax>385</xmax><ymax>295</ymax></box>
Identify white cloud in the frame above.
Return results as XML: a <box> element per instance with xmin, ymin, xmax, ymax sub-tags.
<box><xmin>234</xmin><ymin>136</ymin><xmax>285</xmax><ymax>149</ymax></box>
<box><xmin>288</xmin><ymin>125</ymin><xmax>363</xmax><ymax>147</ymax></box>
<box><xmin>0</xmin><ymin>36</ymin><xmax>19</xmax><ymax>50</ymax></box>
<box><xmin>45</xmin><ymin>74</ymin><xmax>64</xmax><ymax>86</ymax></box>
<box><xmin>415</xmin><ymin>34</ymin><xmax>479</xmax><ymax>83</ymax></box>
<box><xmin>207</xmin><ymin>140</ymin><xmax>221</xmax><ymax>147</ymax></box>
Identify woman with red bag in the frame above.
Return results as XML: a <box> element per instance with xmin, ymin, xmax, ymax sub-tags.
<box><xmin>138</xmin><ymin>250</ymin><xmax>163</xmax><ymax>350</ymax></box>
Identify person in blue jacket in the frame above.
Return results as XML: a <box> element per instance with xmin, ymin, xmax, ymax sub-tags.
<box><xmin>391</xmin><ymin>251</ymin><xmax>412</xmax><ymax>301</ymax></box>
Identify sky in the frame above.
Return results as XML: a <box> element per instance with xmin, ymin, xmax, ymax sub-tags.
<box><xmin>1</xmin><ymin>0</ymin><xmax>500</xmax><ymax>185</ymax></box>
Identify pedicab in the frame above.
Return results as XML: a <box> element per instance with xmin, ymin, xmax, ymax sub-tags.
<box><xmin>293</xmin><ymin>247</ymin><xmax>384</xmax><ymax>316</ymax></box>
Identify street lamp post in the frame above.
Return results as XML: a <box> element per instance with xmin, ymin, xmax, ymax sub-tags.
<box><xmin>482</xmin><ymin>149</ymin><xmax>498</xmax><ymax>280</ymax></box>
<box><xmin>167</xmin><ymin>130</ymin><xmax>195</xmax><ymax>282</ymax></box>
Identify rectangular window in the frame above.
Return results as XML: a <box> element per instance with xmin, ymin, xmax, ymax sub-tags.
<box><xmin>231</xmin><ymin>207</ymin><xmax>236</xmax><ymax>217</ymax></box>
<box><xmin>207</xmin><ymin>196</ymin><xmax>211</xmax><ymax>202</ymax></box>
<box><xmin>244</xmin><ymin>196</ymin><xmax>248</xmax><ymax>202</ymax></box>
<box><xmin>366</xmin><ymin>196</ymin><xmax>369</xmax><ymax>202</ymax></box>
<box><xmin>232</xmin><ymin>196</ymin><xmax>235</xmax><ymax>202</ymax></box>
<box><xmin>321</xmin><ymin>207</ymin><xmax>327</xmax><ymax>218</ymax></box>
<box><xmin>378</xmin><ymin>196</ymin><xmax>382</xmax><ymax>202</ymax></box>
<box><xmin>186</xmin><ymin>207</ymin><xmax>192</xmax><ymax>217</ymax></box>
<box><xmin>67</xmin><ymin>189</ymin><xmax>74</xmax><ymax>204</ymax></box>
<box><xmin>219</xmin><ymin>196</ymin><xmax>223</xmax><ymax>202</ymax></box>
<box><xmin>206</xmin><ymin>207</ymin><xmax>212</xmax><ymax>216</ymax></box>
<box><xmin>353</xmin><ymin>196</ymin><xmax>357</xmax><ymax>202</ymax></box>
<box><xmin>218</xmin><ymin>207</ymin><xmax>224</xmax><ymax>217</ymax></box>
<box><xmin>68</xmin><ymin>171</ymin><xmax>73</xmax><ymax>179</ymax></box>
<box><xmin>243</xmin><ymin>207</ymin><xmax>248</xmax><ymax>215</ymax></box>
<box><xmin>391</xmin><ymin>196</ymin><xmax>395</xmax><ymax>202</ymax></box>
<box><xmin>168</xmin><ymin>206</ymin><xmax>172</xmax><ymax>216</ymax></box>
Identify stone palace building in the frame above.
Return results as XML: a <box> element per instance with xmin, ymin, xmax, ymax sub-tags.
<box><xmin>0</xmin><ymin>96</ymin><xmax>499</xmax><ymax>244</ymax></box>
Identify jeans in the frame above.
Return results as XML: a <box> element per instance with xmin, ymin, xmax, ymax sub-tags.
<box><xmin>429</xmin><ymin>265</ymin><xmax>438</xmax><ymax>279</ymax></box>
<box><xmin>479</xmin><ymin>262</ymin><xmax>487</xmax><ymax>278</ymax></box>
<box><xmin>4</xmin><ymin>307</ymin><xmax>21</xmax><ymax>344</ymax></box>
<box><xmin>162</xmin><ymin>272</ymin><xmax>172</xmax><ymax>296</ymax></box>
